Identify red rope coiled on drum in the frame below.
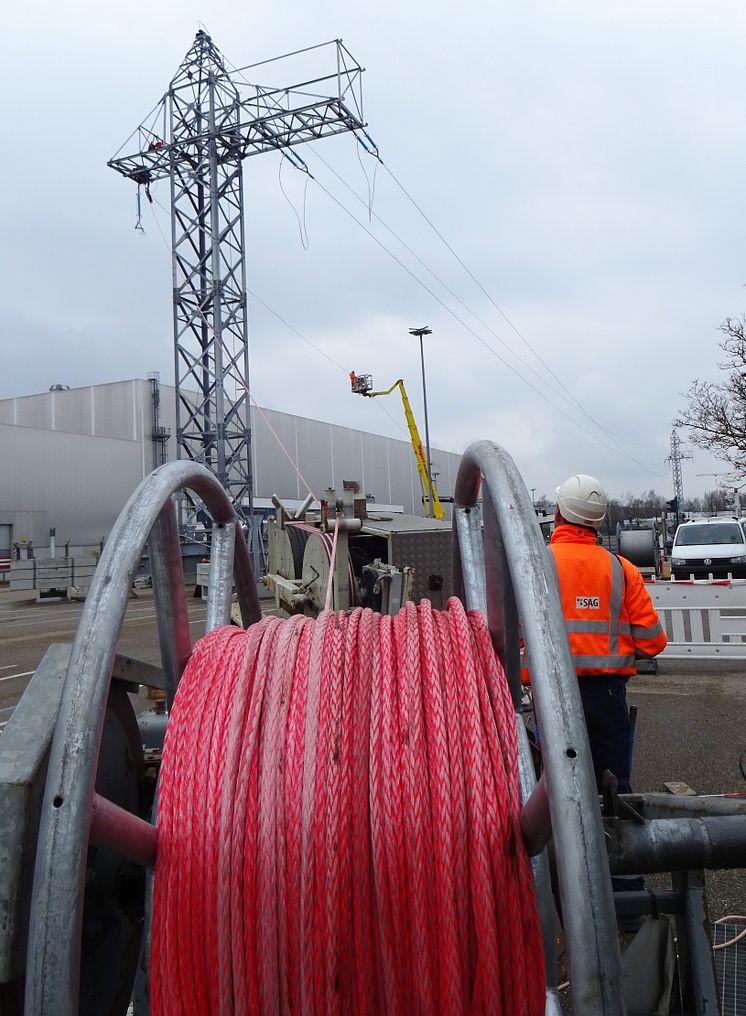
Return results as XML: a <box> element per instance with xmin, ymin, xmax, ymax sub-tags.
<box><xmin>151</xmin><ymin>598</ymin><xmax>546</xmax><ymax>1014</ymax></box>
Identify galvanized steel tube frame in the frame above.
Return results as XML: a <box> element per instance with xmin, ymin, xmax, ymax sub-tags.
<box><xmin>452</xmin><ymin>440</ymin><xmax>624</xmax><ymax>1016</ymax></box>
<box><xmin>607</xmin><ymin>816</ymin><xmax>746</xmax><ymax>874</ymax></box>
<box><xmin>25</xmin><ymin>461</ymin><xmax>260</xmax><ymax>1015</ymax></box>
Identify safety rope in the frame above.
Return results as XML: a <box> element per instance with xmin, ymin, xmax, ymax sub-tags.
<box><xmin>246</xmin><ymin>395</ymin><xmax>318</xmax><ymax>502</ymax></box>
<box><xmin>151</xmin><ymin>598</ymin><xmax>545</xmax><ymax>1014</ymax></box>
<box><xmin>324</xmin><ymin>515</ymin><xmax>340</xmax><ymax>612</ymax></box>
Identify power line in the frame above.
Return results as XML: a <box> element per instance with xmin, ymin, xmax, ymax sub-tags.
<box><xmin>147</xmin><ymin>198</ymin><xmax>410</xmax><ymax>442</ymax></box>
<box><xmin>247</xmin><ymin>291</ymin><xmax>410</xmax><ymax>439</ymax></box>
<box><xmin>311</xmin><ymin>148</ymin><xmax>637</xmax><ymax>458</ymax></box>
<box><xmin>307</xmin><ymin>169</ymin><xmax>661</xmax><ymax>475</ymax></box>
<box><xmin>377</xmin><ymin>159</ymin><xmax>666</xmax><ymax>460</ymax></box>
<box><xmin>220</xmin><ymin>41</ymin><xmax>658</xmax><ymax>474</ymax></box>
<box><xmin>220</xmin><ymin>45</ymin><xmax>659</xmax><ymax>475</ymax></box>
<box><xmin>379</xmin><ymin>161</ymin><xmax>623</xmax><ymax>439</ymax></box>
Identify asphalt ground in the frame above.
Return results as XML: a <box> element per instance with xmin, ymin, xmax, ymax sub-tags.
<box><xmin>628</xmin><ymin>661</ymin><xmax>746</xmax><ymax>920</ymax></box>
<box><xmin>1</xmin><ymin>588</ymin><xmax>744</xmax><ymax>924</ymax></box>
<box><xmin>0</xmin><ymin>588</ymin><xmax>208</xmax><ymax>725</ymax></box>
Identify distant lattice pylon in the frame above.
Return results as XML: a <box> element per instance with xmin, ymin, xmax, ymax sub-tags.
<box><xmin>666</xmin><ymin>429</ymin><xmax>693</xmax><ymax>505</ymax></box>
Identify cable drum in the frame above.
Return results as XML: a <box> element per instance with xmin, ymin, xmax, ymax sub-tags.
<box><xmin>285</xmin><ymin>523</ymin><xmax>311</xmax><ymax>578</ymax></box>
<box><xmin>298</xmin><ymin>526</ymin><xmax>357</xmax><ymax>612</ymax></box>
<box><xmin>618</xmin><ymin>528</ymin><xmax>658</xmax><ymax>571</ymax></box>
<box><xmin>151</xmin><ymin>599</ymin><xmax>546</xmax><ymax>1014</ymax></box>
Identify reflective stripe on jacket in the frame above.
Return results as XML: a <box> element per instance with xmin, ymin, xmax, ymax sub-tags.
<box><xmin>524</xmin><ymin>523</ymin><xmax>666</xmax><ymax>680</ymax></box>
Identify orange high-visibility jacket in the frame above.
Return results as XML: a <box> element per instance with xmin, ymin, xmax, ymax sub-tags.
<box><xmin>525</xmin><ymin>524</ymin><xmax>667</xmax><ymax>680</ymax></box>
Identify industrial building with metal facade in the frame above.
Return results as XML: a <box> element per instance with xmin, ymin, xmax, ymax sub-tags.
<box><xmin>0</xmin><ymin>379</ymin><xmax>462</xmax><ymax>557</ymax></box>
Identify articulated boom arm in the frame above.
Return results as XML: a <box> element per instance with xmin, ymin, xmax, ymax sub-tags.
<box><xmin>351</xmin><ymin>374</ymin><xmax>444</xmax><ymax>520</ymax></box>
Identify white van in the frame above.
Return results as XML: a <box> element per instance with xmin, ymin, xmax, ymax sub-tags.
<box><xmin>671</xmin><ymin>517</ymin><xmax>746</xmax><ymax>580</ymax></box>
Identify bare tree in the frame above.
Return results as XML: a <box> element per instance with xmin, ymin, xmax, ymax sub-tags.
<box><xmin>703</xmin><ymin>488</ymin><xmax>730</xmax><ymax>514</ymax></box>
<box><xmin>616</xmin><ymin>489</ymin><xmax>665</xmax><ymax>523</ymax></box>
<box><xmin>638</xmin><ymin>488</ymin><xmax>666</xmax><ymax>518</ymax></box>
<box><xmin>675</xmin><ymin>316</ymin><xmax>746</xmax><ymax>479</ymax></box>
<box><xmin>607</xmin><ymin>498</ymin><xmax>625</xmax><ymax>527</ymax></box>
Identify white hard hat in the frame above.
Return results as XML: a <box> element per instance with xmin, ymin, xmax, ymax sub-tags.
<box><xmin>555</xmin><ymin>474</ymin><xmax>608</xmax><ymax>529</ymax></box>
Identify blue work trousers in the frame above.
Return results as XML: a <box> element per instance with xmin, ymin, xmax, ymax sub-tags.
<box><xmin>576</xmin><ymin>674</ymin><xmax>633</xmax><ymax>793</ymax></box>
<box><xmin>577</xmin><ymin>673</ymin><xmax>642</xmax><ymax>894</ymax></box>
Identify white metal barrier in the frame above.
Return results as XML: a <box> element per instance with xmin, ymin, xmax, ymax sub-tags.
<box><xmin>647</xmin><ymin>580</ymin><xmax>746</xmax><ymax>659</ymax></box>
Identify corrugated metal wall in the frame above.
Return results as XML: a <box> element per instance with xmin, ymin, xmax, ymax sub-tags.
<box><xmin>0</xmin><ymin>380</ymin><xmax>463</xmax><ymax>545</ymax></box>
<box><xmin>250</xmin><ymin>406</ymin><xmax>458</xmax><ymax>514</ymax></box>
<box><xmin>0</xmin><ymin>422</ymin><xmax>144</xmax><ymax>545</ymax></box>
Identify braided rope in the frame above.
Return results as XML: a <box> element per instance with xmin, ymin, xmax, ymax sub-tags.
<box><xmin>153</xmin><ymin>599</ymin><xmax>546</xmax><ymax>1014</ymax></box>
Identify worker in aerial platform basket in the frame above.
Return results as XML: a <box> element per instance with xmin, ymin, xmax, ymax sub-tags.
<box><xmin>546</xmin><ymin>473</ymin><xmax>667</xmax><ymax>794</ymax></box>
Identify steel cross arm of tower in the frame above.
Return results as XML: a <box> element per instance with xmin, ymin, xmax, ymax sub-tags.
<box><xmin>108</xmin><ymin>81</ymin><xmax>366</xmax><ymax>184</ymax></box>
<box><xmin>108</xmin><ymin>99</ymin><xmax>365</xmax><ymax>183</ymax></box>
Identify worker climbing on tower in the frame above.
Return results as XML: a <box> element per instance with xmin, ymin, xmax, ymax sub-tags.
<box><xmin>547</xmin><ymin>473</ymin><xmax>667</xmax><ymax>794</ymax></box>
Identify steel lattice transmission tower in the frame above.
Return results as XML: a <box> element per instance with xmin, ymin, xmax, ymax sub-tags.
<box><xmin>108</xmin><ymin>32</ymin><xmax>368</xmax><ymax>540</ymax></box>
<box><xmin>666</xmin><ymin>429</ymin><xmax>693</xmax><ymax>514</ymax></box>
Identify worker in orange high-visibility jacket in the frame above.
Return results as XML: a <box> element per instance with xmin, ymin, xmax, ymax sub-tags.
<box><xmin>542</xmin><ymin>473</ymin><xmax>667</xmax><ymax>795</ymax></box>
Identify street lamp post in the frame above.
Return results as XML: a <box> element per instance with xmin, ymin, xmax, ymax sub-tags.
<box><xmin>409</xmin><ymin>326</ymin><xmax>433</xmax><ymax>514</ymax></box>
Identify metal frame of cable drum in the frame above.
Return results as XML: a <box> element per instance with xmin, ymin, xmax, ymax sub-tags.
<box><xmin>11</xmin><ymin>443</ymin><xmax>746</xmax><ymax>1015</ymax></box>
<box><xmin>452</xmin><ymin>440</ymin><xmax>624</xmax><ymax>1015</ymax></box>
<box><xmin>24</xmin><ymin>462</ymin><xmax>261</xmax><ymax>1015</ymax></box>
<box><xmin>23</xmin><ymin>451</ymin><xmax>630</xmax><ymax>1015</ymax></box>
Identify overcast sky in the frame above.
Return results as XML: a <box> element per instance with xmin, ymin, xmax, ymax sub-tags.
<box><xmin>3</xmin><ymin>1</ymin><xmax>745</xmax><ymax>501</ymax></box>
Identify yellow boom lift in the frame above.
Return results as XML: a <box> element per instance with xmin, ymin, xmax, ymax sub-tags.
<box><xmin>350</xmin><ymin>372</ymin><xmax>444</xmax><ymax>520</ymax></box>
